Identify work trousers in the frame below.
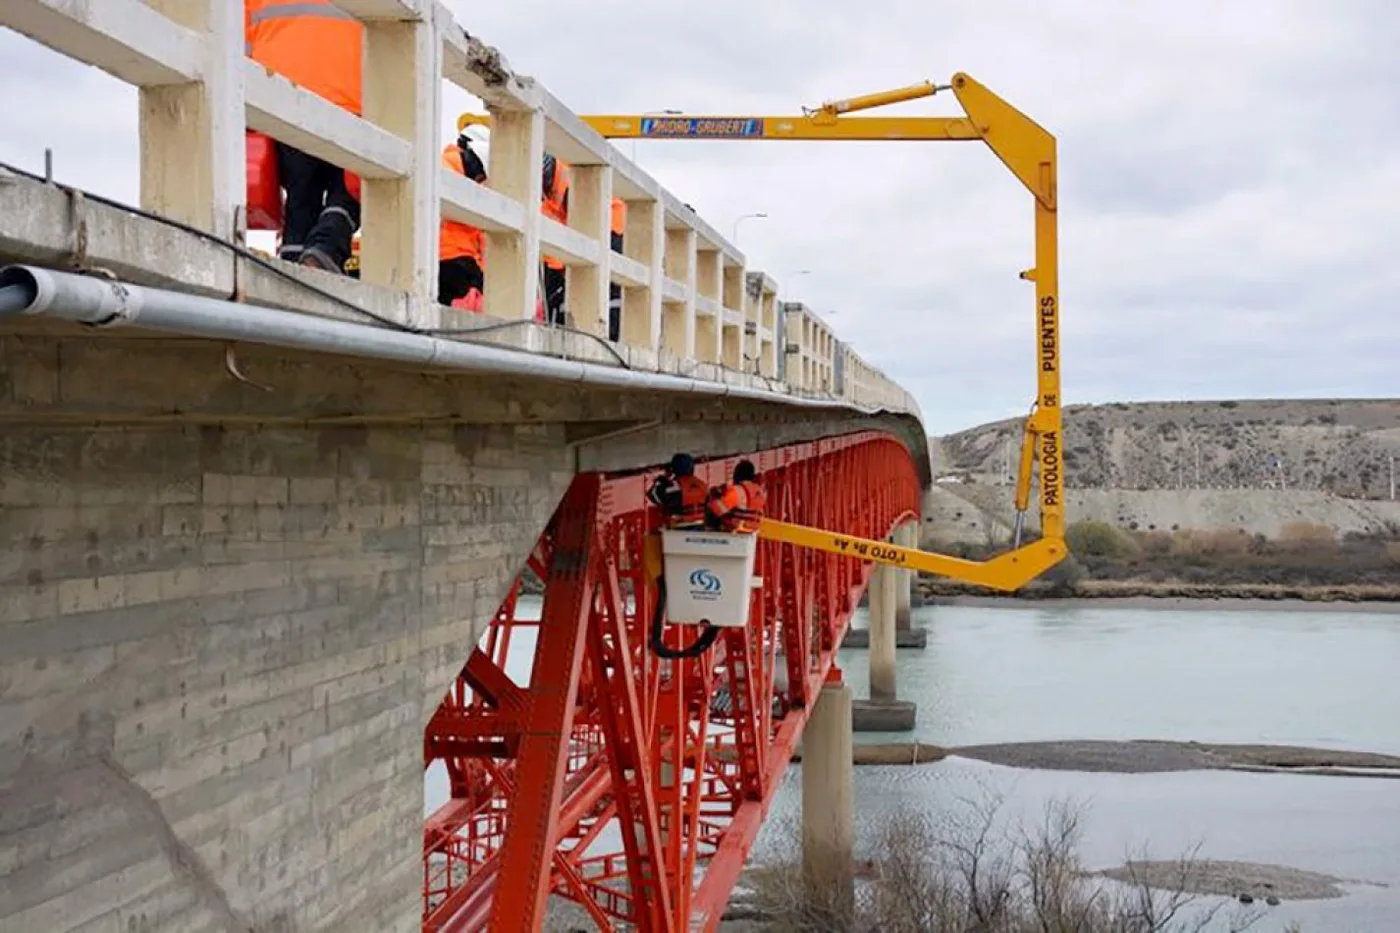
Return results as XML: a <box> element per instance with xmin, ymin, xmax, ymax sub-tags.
<box><xmin>275</xmin><ymin>142</ymin><xmax>360</xmax><ymax>271</ymax></box>
<box><xmin>609</xmin><ymin>231</ymin><xmax>623</xmax><ymax>341</ymax></box>
<box><xmin>543</xmin><ymin>265</ymin><xmax>567</xmax><ymax>326</ymax></box>
<box><xmin>439</xmin><ymin>256</ymin><xmax>484</xmax><ymax>307</ymax></box>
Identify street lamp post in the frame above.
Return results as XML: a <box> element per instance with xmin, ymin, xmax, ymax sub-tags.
<box><xmin>784</xmin><ymin>269</ymin><xmax>812</xmax><ymax>306</ymax></box>
<box><xmin>732</xmin><ymin>212</ymin><xmax>768</xmax><ymax>243</ymax></box>
<box><xmin>632</xmin><ymin>109</ymin><xmax>682</xmax><ymax>163</ymax></box>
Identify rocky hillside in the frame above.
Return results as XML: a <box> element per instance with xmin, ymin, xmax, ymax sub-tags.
<box><xmin>935</xmin><ymin>399</ymin><xmax>1400</xmax><ymax>499</ymax></box>
<box><xmin>921</xmin><ymin>399</ymin><xmax>1400</xmax><ymax>543</ymax></box>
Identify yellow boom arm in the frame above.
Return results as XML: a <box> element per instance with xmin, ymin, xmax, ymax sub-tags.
<box><xmin>467</xmin><ymin>74</ymin><xmax>1065</xmax><ymax>590</ymax></box>
<box><xmin>757</xmin><ymin>518</ymin><xmax>1059</xmax><ymax>593</ymax></box>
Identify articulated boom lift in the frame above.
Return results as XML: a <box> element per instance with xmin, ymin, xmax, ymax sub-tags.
<box><xmin>579</xmin><ymin>73</ymin><xmax>1065</xmax><ymax>590</ymax></box>
<box><xmin>433</xmin><ymin>76</ymin><xmax>1064</xmax><ymax>933</ymax></box>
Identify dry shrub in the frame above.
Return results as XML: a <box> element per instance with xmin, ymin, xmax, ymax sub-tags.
<box><xmin>744</xmin><ymin>792</ymin><xmax>1266</xmax><ymax>933</ymax></box>
<box><xmin>1278</xmin><ymin>522</ymin><xmax>1338</xmax><ymax>553</ymax></box>
<box><xmin>1171</xmin><ymin>528</ymin><xmax>1250</xmax><ymax>558</ymax></box>
<box><xmin>1387</xmin><ymin>541</ymin><xmax>1400</xmax><ymax>566</ymax></box>
<box><xmin>1138</xmin><ymin>530</ymin><xmax>1174</xmax><ymax>556</ymax></box>
<box><xmin>1066</xmin><ymin>521</ymin><xmax>1139</xmax><ymax>559</ymax></box>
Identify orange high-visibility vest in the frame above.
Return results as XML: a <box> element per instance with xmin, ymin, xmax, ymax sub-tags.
<box><xmin>541</xmin><ymin>157</ymin><xmax>570</xmax><ymax>271</ymax></box>
<box><xmin>668</xmin><ymin>475</ymin><xmax>710</xmax><ymax>529</ymax></box>
<box><xmin>709</xmin><ymin>480</ymin><xmax>767</xmax><ymax>533</ymax></box>
<box><xmin>439</xmin><ymin>145</ymin><xmax>485</xmax><ymax>264</ymax></box>
<box><xmin>611</xmin><ymin>198</ymin><xmax>627</xmax><ymax>237</ymax></box>
<box><xmin>246</xmin><ymin>0</ymin><xmax>363</xmax><ymax>117</ymax></box>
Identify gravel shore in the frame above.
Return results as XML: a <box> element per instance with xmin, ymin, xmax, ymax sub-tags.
<box><xmin>925</xmin><ymin>593</ymin><xmax>1400</xmax><ymax>613</ymax></box>
<box><xmin>1093</xmin><ymin>860</ymin><xmax>1360</xmax><ymax>901</ymax></box>
<box><xmin>946</xmin><ymin>739</ymin><xmax>1400</xmax><ymax>776</ymax></box>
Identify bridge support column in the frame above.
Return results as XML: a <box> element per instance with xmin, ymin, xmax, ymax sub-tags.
<box><xmin>840</xmin><ymin>518</ymin><xmax>928</xmax><ymax>650</ymax></box>
<box><xmin>853</xmin><ymin>532</ymin><xmax>917</xmax><ymax>731</ymax></box>
<box><xmin>894</xmin><ymin>521</ymin><xmax>916</xmax><ymax>631</ymax></box>
<box><xmin>868</xmin><ymin>562</ymin><xmax>897</xmax><ymax>703</ymax></box>
<box><xmin>803</xmin><ymin>680</ymin><xmax>854</xmax><ymax>917</ymax></box>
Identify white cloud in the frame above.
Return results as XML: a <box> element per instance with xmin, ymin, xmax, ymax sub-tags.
<box><xmin>2</xmin><ymin>0</ymin><xmax>1397</xmax><ymax>435</ymax></box>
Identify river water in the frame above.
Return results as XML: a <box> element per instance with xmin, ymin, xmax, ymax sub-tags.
<box><xmin>428</xmin><ymin>600</ymin><xmax>1400</xmax><ymax>931</ymax></box>
<box><xmin>757</xmin><ymin>602</ymin><xmax>1400</xmax><ymax>931</ymax></box>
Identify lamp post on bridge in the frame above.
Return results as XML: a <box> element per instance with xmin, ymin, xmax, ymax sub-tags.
<box><xmin>732</xmin><ymin>212</ymin><xmax>768</xmax><ymax>244</ymax></box>
<box><xmin>631</xmin><ymin>109</ymin><xmax>683</xmax><ymax>163</ymax></box>
<box><xmin>784</xmin><ymin>269</ymin><xmax>812</xmax><ymax>306</ymax></box>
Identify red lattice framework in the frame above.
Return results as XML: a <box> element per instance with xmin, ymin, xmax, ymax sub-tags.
<box><xmin>422</xmin><ymin>430</ymin><xmax>920</xmax><ymax>932</ymax></box>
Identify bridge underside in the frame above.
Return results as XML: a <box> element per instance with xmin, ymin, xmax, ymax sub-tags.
<box><xmin>424</xmin><ymin>433</ymin><xmax>919</xmax><ymax>932</ymax></box>
<box><xmin>0</xmin><ymin>320</ymin><xmax>926</xmax><ymax>931</ymax></box>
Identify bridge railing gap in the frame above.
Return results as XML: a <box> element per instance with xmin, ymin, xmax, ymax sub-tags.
<box><xmin>2</xmin><ymin>0</ymin><xmax>918</xmax><ymax>420</ymax></box>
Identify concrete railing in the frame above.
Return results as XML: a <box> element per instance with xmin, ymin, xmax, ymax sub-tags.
<box><xmin>2</xmin><ymin>0</ymin><xmax>916</xmax><ymax>418</ymax></box>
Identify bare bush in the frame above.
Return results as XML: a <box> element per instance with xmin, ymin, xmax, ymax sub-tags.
<box><xmin>743</xmin><ymin>792</ymin><xmax>1266</xmax><ymax>933</ymax></box>
<box><xmin>1170</xmin><ymin>528</ymin><xmax>1251</xmax><ymax>559</ymax></box>
<box><xmin>1386</xmin><ymin>541</ymin><xmax>1400</xmax><ymax>566</ymax></box>
<box><xmin>1277</xmin><ymin>522</ymin><xmax>1337</xmax><ymax>553</ymax></box>
<box><xmin>1067</xmin><ymin>521</ymin><xmax>1140</xmax><ymax>559</ymax></box>
<box><xmin>1138</xmin><ymin>530</ymin><xmax>1174</xmax><ymax>556</ymax></box>
<box><xmin>1039</xmin><ymin>554</ymin><xmax>1085</xmax><ymax>595</ymax></box>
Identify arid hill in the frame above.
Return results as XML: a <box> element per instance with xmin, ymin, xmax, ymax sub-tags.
<box><xmin>924</xmin><ymin>399</ymin><xmax>1400</xmax><ymax>543</ymax></box>
<box><xmin>936</xmin><ymin>399</ymin><xmax>1400</xmax><ymax>497</ymax></box>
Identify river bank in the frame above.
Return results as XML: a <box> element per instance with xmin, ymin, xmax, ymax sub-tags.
<box><xmin>797</xmin><ymin>739</ymin><xmax>1400</xmax><ymax>777</ymax></box>
<box><xmin>917</xmin><ymin>578</ymin><xmax>1400</xmax><ymax>609</ymax></box>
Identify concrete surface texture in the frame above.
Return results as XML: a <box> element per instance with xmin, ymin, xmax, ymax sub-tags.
<box><xmin>0</xmin><ymin>398</ymin><xmax>569</xmax><ymax>929</ymax></box>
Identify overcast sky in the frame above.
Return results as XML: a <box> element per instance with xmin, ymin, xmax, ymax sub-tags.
<box><xmin>1</xmin><ymin>1</ymin><xmax>1396</xmax><ymax>434</ymax></box>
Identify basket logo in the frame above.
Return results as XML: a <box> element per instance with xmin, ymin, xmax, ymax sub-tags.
<box><xmin>688</xmin><ymin>568</ymin><xmax>722</xmax><ymax>599</ymax></box>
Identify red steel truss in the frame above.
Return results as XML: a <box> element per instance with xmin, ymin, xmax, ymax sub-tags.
<box><xmin>422</xmin><ymin>430</ymin><xmax>921</xmax><ymax>932</ymax></box>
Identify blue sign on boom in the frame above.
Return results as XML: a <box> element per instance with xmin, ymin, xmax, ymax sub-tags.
<box><xmin>639</xmin><ymin>117</ymin><xmax>765</xmax><ymax>139</ymax></box>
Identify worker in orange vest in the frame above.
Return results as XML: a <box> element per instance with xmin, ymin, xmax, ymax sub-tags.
<box><xmin>609</xmin><ymin>197</ymin><xmax>626</xmax><ymax>341</ymax></box>
<box><xmin>540</xmin><ymin>154</ymin><xmax>570</xmax><ymax>325</ymax></box>
<box><xmin>245</xmin><ymin>0</ymin><xmax>362</xmax><ymax>274</ymax></box>
<box><xmin>439</xmin><ymin>133</ymin><xmax>488</xmax><ymax>311</ymax></box>
<box><xmin>647</xmin><ymin>453</ymin><xmax>710</xmax><ymax>530</ymax></box>
<box><xmin>706</xmin><ymin>460</ymin><xmax>768</xmax><ymax>533</ymax></box>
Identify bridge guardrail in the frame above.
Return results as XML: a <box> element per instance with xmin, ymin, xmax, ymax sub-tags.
<box><xmin>1</xmin><ymin>0</ymin><xmax>920</xmax><ymax>423</ymax></box>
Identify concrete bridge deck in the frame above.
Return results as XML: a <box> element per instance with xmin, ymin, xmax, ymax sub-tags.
<box><xmin>0</xmin><ymin>3</ymin><xmax>930</xmax><ymax>930</ymax></box>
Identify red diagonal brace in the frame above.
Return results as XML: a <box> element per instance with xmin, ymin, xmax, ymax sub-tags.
<box><xmin>488</xmin><ymin>475</ymin><xmax>602</xmax><ymax>933</ymax></box>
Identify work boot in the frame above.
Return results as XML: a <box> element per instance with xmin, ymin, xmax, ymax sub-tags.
<box><xmin>298</xmin><ymin>247</ymin><xmax>340</xmax><ymax>274</ymax></box>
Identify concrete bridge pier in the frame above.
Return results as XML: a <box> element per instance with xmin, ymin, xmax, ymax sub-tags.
<box><xmin>894</xmin><ymin>521</ymin><xmax>918</xmax><ymax>632</ymax></box>
<box><xmin>841</xmin><ymin>518</ymin><xmax>927</xmax><ymax>650</ymax></box>
<box><xmin>852</xmin><ymin>525</ymin><xmax>918</xmax><ymax>731</ymax></box>
<box><xmin>802</xmin><ymin>680</ymin><xmax>854</xmax><ymax>916</ymax></box>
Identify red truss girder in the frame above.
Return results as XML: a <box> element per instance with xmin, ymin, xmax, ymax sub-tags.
<box><xmin>423</xmin><ymin>431</ymin><xmax>921</xmax><ymax>932</ymax></box>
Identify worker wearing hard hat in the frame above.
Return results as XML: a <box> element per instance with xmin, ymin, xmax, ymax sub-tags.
<box><xmin>647</xmin><ymin>453</ymin><xmax>710</xmax><ymax>530</ymax></box>
<box><xmin>439</xmin><ymin>131</ymin><xmax>488</xmax><ymax>311</ymax></box>
<box><xmin>706</xmin><ymin>460</ymin><xmax>768</xmax><ymax>533</ymax></box>
<box><xmin>244</xmin><ymin>0</ymin><xmax>362</xmax><ymax>274</ymax></box>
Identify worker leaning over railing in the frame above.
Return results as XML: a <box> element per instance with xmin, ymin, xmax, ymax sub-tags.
<box><xmin>646</xmin><ymin>453</ymin><xmax>710</xmax><ymax>530</ymax></box>
<box><xmin>706</xmin><ymin>459</ymin><xmax>767</xmax><ymax>533</ymax></box>
<box><xmin>245</xmin><ymin>0</ymin><xmax>363</xmax><ymax>274</ymax></box>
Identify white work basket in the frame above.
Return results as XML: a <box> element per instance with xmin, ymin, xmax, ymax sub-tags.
<box><xmin>660</xmin><ymin>529</ymin><xmax>757</xmax><ymax>628</ymax></box>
